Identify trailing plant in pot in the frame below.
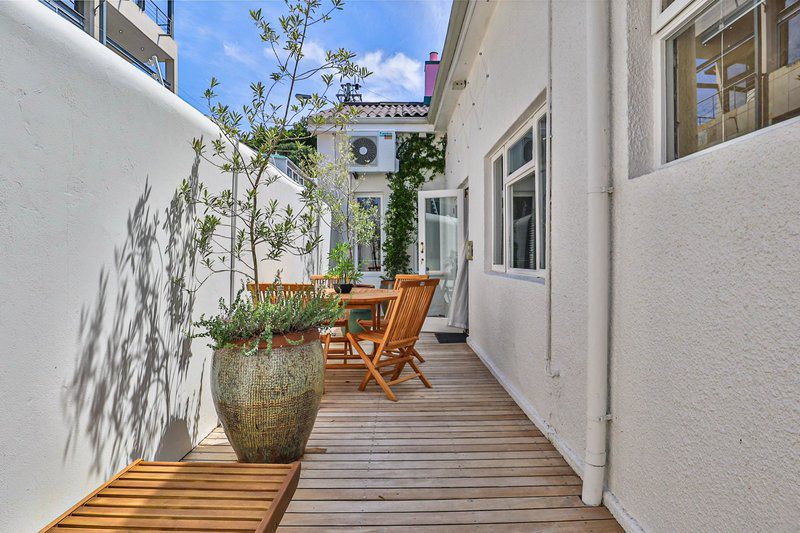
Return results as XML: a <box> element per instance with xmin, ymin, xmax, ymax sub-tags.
<box><xmin>326</xmin><ymin>242</ymin><xmax>361</xmax><ymax>293</ymax></box>
<box><xmin>382</xmin><ymin>133</ymin><xmax>446</xmax><ymax>285</ymax></box>
<box><xmin>178</xmin><ymin>0</ymin><xmax>368</xmax><ymax>464</ymax></box>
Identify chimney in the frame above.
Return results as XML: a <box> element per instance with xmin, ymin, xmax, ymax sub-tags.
<box><xmin>424</xmin><ymin>51</ymin><xmax>440</xmax><ymax>105</ymax></box>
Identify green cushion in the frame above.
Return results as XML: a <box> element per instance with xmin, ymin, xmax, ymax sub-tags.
<box><xmin>347</xmin><ymin>308</ymin><xmax>373</xmax><ymax>334</ymax></box>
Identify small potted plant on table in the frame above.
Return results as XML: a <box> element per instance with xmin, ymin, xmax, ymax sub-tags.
<box><xmin>327</xmin><ymin>242</ymin><xmax>362</xmax><ymax>294</ymax></box>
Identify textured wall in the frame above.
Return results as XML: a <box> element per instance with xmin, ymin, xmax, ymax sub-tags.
<box><xmin>0</xmin><ymin>2</ymin><xmax>310</xmax><ymax>529</ymax></box>
<box><xmin>442</xmin><ymin>0</ymin><xmax>800</xmax><ymax>531</ymax></box>
<box><xmin>606</xmin><ymin>1</ymin><xmax>800</xmax><ymax>531</ymax></box>
<box><xmin>443</xmin><ymin>0</ymin><xmax>589</xmax><ymax>466</ymax></box>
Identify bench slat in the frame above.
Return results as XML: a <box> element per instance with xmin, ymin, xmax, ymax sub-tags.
<box><xmin>40</xmin><ymin>460</ymin><xmax>300</xmax><ymax>533</ymax></box>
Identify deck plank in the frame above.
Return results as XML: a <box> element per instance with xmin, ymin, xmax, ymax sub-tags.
<box><xmin>184</xmin><ymin>334</ymin><xmax>622</xmax><ymax>531</ymax></box>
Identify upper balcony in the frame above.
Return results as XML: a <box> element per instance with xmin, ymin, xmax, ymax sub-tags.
<box><xmin>39</xmin><ymin>0</ymin><xmax>177</xmax><ymax>92</ymax></box>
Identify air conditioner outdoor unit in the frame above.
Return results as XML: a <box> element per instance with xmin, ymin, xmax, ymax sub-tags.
<box><xmin>347</xmin><ymin>131</ymin><xmax>398</xmax><ymax>173</ymax></box>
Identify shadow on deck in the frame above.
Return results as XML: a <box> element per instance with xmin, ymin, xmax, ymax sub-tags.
<box><xmin>184</xmin><ymin>334</ymin><xmax>622</xmax><ymax>532</ymax></box>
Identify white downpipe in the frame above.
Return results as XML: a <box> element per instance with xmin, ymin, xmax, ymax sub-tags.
<box><xmin>583</xmin><ymin>0</ymin><xmax>612</xmax><ymax>506</ymax></box>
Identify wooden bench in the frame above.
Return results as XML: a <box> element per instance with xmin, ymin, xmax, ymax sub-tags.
<box><xmin>40</xmin><ymin>459</ymin><xmax>300</xmax><ymax>533</ymax></box>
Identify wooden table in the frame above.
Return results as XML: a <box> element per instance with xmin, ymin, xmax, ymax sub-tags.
<box><xmin>40</xmin><ymin>460</ymin><xmax>301</xmax><ymax>533</ymax></box>
<box><xmin>332</xmin><ymin>287</ymin><xmax>398</xmax><ymax>330</ymax></box>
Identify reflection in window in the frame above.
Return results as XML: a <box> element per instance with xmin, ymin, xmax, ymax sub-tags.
<box><xmin>537</xmin><ymin>115</ymin><xmax>547</xmax><ymax>270</ymax></box>
<box><xmin>423</xmin><ymin>196</ymin><xmax>458</xmax><ymax>317</ymax></box>
<box><xmin>492</xmin><ymin>156</ymin><xmax>504</xmax><ymax>265</ymax></box>
<box><xmin>356</xmin><ymin>196</ymin><xmax>381</xmax><ymax>271</ymax></box>
<box><xmin>507</xmin><ymin>129</ymin><xmax>533</xmax><ymax>175</ymax></box>
<box><xmin>668</xmin><ymin>0</ymin><xmax>800</xmax><ymax>160</ymax></box>
<box><xmin>510</xmin><ymin>174</ymin><xmax>536</xmax><ymax>270</ymax></box>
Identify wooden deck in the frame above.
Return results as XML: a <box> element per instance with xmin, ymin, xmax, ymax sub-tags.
<box><xmin>184</xmin><ymin>335</ymin><xmax>622</xmax><ymax>532</ymax></box>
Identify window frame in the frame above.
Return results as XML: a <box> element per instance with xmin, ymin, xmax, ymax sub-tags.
<box><xmin>489</xmin><ymin>105</ymin><xmax>548</xmax><ymax>278</ymax></box>
<box><xmin>353</xmin><ymin>192</ymin><xmax>385</xmax><ymax>275</ymax></box>
<box><xmin>656</xmin><ymin>0</ymin><xmax>800</xmax><ymax>165</ymax></box>
<box><xmin>490</xmin><ymin>149</ymin><xmax>505</xmax><ymax>272</ymax></box>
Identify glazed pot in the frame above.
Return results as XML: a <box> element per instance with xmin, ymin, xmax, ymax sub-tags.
<box><xmin>333</xmin><ymin>283</ymin><xmax>353</xmax><ymax>294</ymax></box>
<box><xmin>211</xmin><ymin>329</ymin><xmax>324</xmax><ymax>463</ymax></box>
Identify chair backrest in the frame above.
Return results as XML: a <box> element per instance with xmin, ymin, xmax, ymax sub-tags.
<box><xmin>392</xmin><ymin>274</ymin><xmax>428</xmax><ymax>288</ymax></box>
<box><xmin>382</xmin><ymin>278</ymin><xmax>440</xmax><ymax>349</ymax></box>
<box><xmin>247</xmin><ymin>282</ymin><xmax>314</xmax><ymax>304</ymax></box>
<box><xmin>310</xmin><ymin>275</ymin><xmax>337</xmax><ymax>289</ymax></box>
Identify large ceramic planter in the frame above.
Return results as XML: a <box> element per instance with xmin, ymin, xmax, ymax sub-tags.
<box><xmin>211</xmin><ymin>329</ymin><xmax>324</xmax><ymax>463</ymax></box>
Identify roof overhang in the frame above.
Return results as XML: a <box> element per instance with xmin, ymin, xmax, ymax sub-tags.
<box><xmin>428</xmin><ymin>0</ymin><xmax>497</xmax><ymax>132</ymax></box>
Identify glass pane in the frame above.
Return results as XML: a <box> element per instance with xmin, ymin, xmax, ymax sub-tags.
<box><xmin>663</xmin><ymin>0</ymin><xmax>677</xmax><ymax>10</ymax></box>
<box><xmin>507</xmin><ymin>128</ymin><xmax>533</xmax><ymax>175</ymax></box>
<box><xmin>537</xmin><ymin>115</ymin><xmax>547</xmax><ymax>271</ymax></box>
<box><xmin>510</xmin><ymin>174</ymin><xmax>536</xmax><ymax>270</ymax></box>
<box><xmin>671</xmin><ymin>0</ymin><xmax>757</xmax><ymax>159</ymax></box>
<box><xmin>771</xmin><ymin>6</ymin><xmax>800</xmax><ymax>124</ymax></box>
<box><xmin>492</xmin><ymin>156</ymin><xmax>504</xmax><ymax>264</ymax></box>
<box><xmin>356</xmin><ymin>196</ymin><xmax>381</xmax><ymax>272</ymax></box>
<box><xmin>423</xmin><ymin>196</ymin><xmax>458</xmax><ymax>317</ymax></box>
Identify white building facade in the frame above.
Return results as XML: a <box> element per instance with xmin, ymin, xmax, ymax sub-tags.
<box><xmin>430</xmin><ymin>1</ymin><xmax>800</xmax><ymax>531</ymax></box>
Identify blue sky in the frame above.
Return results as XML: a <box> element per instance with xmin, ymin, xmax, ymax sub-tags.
<box><xmin>173</xmin><ymin>0</ymin><xmax>452</xmax><ymax>114</ymax></box>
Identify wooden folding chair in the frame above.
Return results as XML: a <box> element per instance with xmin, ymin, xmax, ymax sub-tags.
<box><xmin>310</xmin><ymin>274</ymin><xmax>337</xmax><ymax>289</ymax></box>
<box><xmin>346</xmin><ymin>278</ymin><xmax>439</xmax><ymax>401</ymax></box>
<box><xmin>247</xmin><ymin>282</ymin><xmax>313</xmax><ymax>303</ymax></box>
<box><xmin>321</xmin><ymin>300</ymin><xmax>364</xmax><ymax>370</ymax></box>
<box><xmin>357</xmin><ymin>274</ymin><xmax>428</xmax><ymax>332</ymax></box>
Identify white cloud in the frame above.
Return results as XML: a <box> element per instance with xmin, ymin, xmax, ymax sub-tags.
<box><xmin>223</xmin><ymin>41</ymin><xmax>256</xmax><ymax>66</ymax></box>
<box><xmin>358</xmin><ymin>51</ymin><xmax>424</xmax><ymax>102</ymax></box>
<box><xmin>302</xmin><ymin>41</ymin><xmax>328</xmax><ymax>65</ymax></box>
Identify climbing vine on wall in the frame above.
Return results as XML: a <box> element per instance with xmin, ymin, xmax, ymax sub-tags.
<box><xmin>383</xmin><ymin>133</ymin><xmax>446</xmax><ymax>279</ymax></box>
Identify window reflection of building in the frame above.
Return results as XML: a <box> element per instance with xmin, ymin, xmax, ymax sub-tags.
<box><xmin>670</xmin><ymin>0</ymin><xmax>800</xmax><ymax>160</ymax></box>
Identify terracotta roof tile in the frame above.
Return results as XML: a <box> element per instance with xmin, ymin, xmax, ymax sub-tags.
<box><xmin>319</xmin><ymin>102</ymin><xmax>429</xmax><ymax>120</ymax></box>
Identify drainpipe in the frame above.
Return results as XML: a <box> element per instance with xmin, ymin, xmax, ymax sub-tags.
<box><xmin>583</xmin><ymin>0</ymin><xmax>612</xmax><ymax>507</ymax></box>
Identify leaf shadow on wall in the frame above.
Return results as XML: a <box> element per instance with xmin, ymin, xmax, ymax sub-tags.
<box><xmin>62</xmin><ymin>157</ymin><xmax>207</xmax><ymax>478</ymax></box>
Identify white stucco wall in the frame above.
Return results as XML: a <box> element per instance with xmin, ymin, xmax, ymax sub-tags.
<box><xmin>443</xmin><ymin>0</ymin><xmax>589</xmax><ymax>468</ymax></box>
<box><xmin>605</xmin><ymin>1</ymin><xmax>800</xmax><ymax>531</ymax></box>
<box><xmin>441</xmin><ymin>0</ymin><xmax>799</xmax><ymax>531</ymax></box>
<box><xmin>0</xmin><ymin>2</ymin><xmax>312</xmax><ymax>529</ymax></box>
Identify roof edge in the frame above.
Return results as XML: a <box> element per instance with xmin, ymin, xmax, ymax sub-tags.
<box><xmin>427</xmin><ymin>0</ymin><xmax>470</xmax><ymax>129</ymax></box>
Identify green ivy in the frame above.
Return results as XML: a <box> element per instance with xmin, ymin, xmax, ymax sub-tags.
<box><xmin>383</xmin><ymin>134</ymin><xmax>446</xmax><ymax>279</ymax></box>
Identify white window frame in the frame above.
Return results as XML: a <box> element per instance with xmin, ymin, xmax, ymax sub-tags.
<box><xmin>653</xmin><ymin>0</ymin><xmax>721</xmax><ymax>167</ymax></box>
<box><xmin>490</xmin><ymin>149</ymin><xmax>505</xmax><ymax>272</ymax></box>
<box><xmin>489</xmin><ymin>105</ymin><xmax>548</xmax><ymax>278</ymax></box>
<box><xmin>653</xmin><ymin>0</ymin><xmax>800</xmax><ymax>165</ymax></box>
<box><xmin>353</xmin><ymin>192</ymin><xmax>385</xmax><ymax>275</ymax></box>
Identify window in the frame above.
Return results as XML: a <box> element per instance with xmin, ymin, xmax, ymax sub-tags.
<box><xmin>667</xmin><ymin>0</ymin><xmax>800</xmax><ymax>161</ymax></box>
<box><xmin>490</xmin><ymin>107</ymin><xmax>548</xmax><ymax>275</ymax></box>
<box><xmin>355</xmin><ymin>195</ymin><xmax>382</xmax><ymax>272</ymax></box>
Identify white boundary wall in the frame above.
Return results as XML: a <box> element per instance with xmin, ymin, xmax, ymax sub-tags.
<box><xmin>0</xmin><ymin>2</ymin><xmax>311</xmax><ymax>529</ymax></box>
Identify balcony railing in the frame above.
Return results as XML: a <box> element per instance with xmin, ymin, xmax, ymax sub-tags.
<box><xmin>107</xmin><ymin>37</ymin><xmax>172</xmax><ymax>90</ymax></box>
<box><xmin>135</xmin><ymin>0</ymin><xmax>172</xmax><ymax>34</ymax></box>
<box><xmin>271</xmin><ymin>155</ymin><xmax>309</xmax><ymax>187</ymax></box>
<box><xmin>40</xmin><ymin>0</ymin><xmax>83</xmax><ymax>29</ymax></box>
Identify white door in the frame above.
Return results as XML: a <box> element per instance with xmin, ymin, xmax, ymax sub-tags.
<box><xmin>418</xmin><ymin>189</ymin><xmax>464</xmax><ymax>332</ymax></box>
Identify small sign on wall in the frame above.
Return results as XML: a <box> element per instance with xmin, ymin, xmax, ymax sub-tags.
<box><xmin>466</xmin><ymin>240</ymin><xmax>473</xmax><ymax>261</ymax></box>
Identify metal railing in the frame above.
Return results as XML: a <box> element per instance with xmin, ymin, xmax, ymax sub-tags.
<box><xmin>135</xmin><ymin>0</ymin><xmax>172</xmax><ymax>34</ymax></box>
<box><xmin>270</xmin><ymin>155</ymin><xmax>310</xmax><ymax>187</ymax></box>
<box><xmin>39</xmin><ymin>0</ymin><xmax>84</xmax><ymax>29</ymax></box>
<box><xmin>284</xmin><ymin>158</ymin><xmax>308</xmax><ymax>186</ymax></box>
<box><xmin>106</xmin><ymin>37</ymin><xmax>172</xmax><ymax>90</ymax></box>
